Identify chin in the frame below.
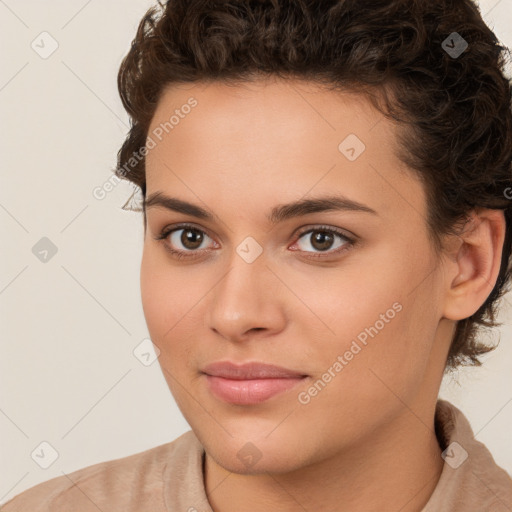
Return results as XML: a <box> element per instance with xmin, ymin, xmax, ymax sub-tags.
<box><xmin>201</xmin><ymin>429</ymin><xmax>310</xmax><ymax>475</ymax></box>
<box><xmin>208</xmin><ymin>446</ymin><xmax>307</xmax><ymax>476</ymax></box>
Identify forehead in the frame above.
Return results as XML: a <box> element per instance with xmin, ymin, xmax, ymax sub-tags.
<box><xmin>145</xmin><ymin>78</ymin><xmax>426</xmax><ymax>228</ymax></box>
<box><xmin>148</xmin><ymin>78</ymin><xmax>387</xmax><ymax>151</ymax></box>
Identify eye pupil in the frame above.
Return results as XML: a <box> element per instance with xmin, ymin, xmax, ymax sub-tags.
<box><xmin>182</xmin><ymin>229</ymin><xmax>203</xmax><ymax>249</ymax></box>
<box><xmin>311</xmin><ymin>231</ymin><xmax>334</xmax><ymax>251</ymax></box>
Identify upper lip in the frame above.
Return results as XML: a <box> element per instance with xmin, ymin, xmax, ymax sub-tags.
<box><xmin>202</xmin><ymin>361</ymin><xmax>307</xmax><ymax>380</ymax></box>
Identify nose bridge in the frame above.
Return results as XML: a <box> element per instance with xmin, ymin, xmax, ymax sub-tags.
<box><xmin>207</xmin><ymin>242</ymin><xmax>282</xmax><ymax>338</ymax></box>
<box><xmin>214</xmin><ymin>246</ymin><xmax>267</xmax><ymax>316</ymax></box>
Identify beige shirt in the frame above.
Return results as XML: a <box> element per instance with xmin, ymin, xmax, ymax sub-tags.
<box><xmin>1</xmin><ymin>399</ymin><xmax>511</xmax><ymax>511</ymax></box>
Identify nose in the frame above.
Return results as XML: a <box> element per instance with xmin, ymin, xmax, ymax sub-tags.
<box><xmin>206</xmin><ymin>250</ymin><xmax>287</xmax><ymax>343</ymax></box>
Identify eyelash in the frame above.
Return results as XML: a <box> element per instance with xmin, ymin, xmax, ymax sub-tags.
<box><xmin>154</xmin><ymin>223</ymin><xmax>356</xmax><ymax>261</ymax></box>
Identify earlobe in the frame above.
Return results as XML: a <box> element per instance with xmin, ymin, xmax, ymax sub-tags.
<box><xmin>442</xmin><ymin>209</ymin><xmax>506</xmax><ymax>321</ymax></box>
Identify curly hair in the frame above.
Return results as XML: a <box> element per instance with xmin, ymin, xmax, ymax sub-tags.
<box><xmin>114</xmin><ymin>0</ymin><xmax>512</xmax><ymax>372</ymax></box>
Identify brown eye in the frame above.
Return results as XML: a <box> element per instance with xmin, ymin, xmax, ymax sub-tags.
<box><xmin>179</xmin><ymin>228</ymin><xmax>204</xmax><ymax>250</ymax></box>
<box><xmin>309</xmin><ymin>231</ymin><xmax>336</xmax><ymax>251</ymax></box>
<box><xmin>157</xmin><ymin>224</ymin><xmax>214</xmax><ymax>256</ymax></box>
<box><xmin>293</xmin><ymin>226</ymin><xmax>353</xmax><ymax>256</ymax></box>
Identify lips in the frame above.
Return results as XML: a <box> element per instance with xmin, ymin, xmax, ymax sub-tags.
<box><xmin>201</xmin><ymin>361</ymin><xmax>307</xmax><ymax>379</ymax></box>
<box><xmin>201</xmin><ymin>361</ymin><xmax>308</xmax><ymax>405</ymax></box>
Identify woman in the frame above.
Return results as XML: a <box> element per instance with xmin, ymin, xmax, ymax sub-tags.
<box><xmin>3</xmin><ymin>0</ymin><xmax>511</xmax><ymax>510</ymax></box>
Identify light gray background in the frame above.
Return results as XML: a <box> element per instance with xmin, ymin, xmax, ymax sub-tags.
<box><xmin>1</xmin><ymin>0</ymin><xmax>511</xmax><ymax>503</ymax></box>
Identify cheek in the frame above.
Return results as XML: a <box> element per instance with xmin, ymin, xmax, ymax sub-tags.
<box><xmin>286</xmin><ymin>261</ymin><xmax>405</xmax><ymax>346</ymax></box>
<box><xmin>295</xmin><ymin>296</ymin><xmax>438</xmax><ymax>436</ymax></box>
<box><xmin>140</xmin><ymin>249</ymin><xmax>168</xmax><ymax>332</ymax></box>
<box><xmin>140</xmin><ymin>247</ymin><xmax>204</xmax><ymax>371</ymax></box>
<box><xmin>291</xmin><ymin>249</ymin><xmax>438</xmax><ymax>384</ymax></box>
<box><xmin>140</xmin><ymin>247</ymin><xmax>197</xmax><ymax>330</ymax></box>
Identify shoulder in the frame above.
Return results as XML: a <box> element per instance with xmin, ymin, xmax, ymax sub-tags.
<box><xmin>426</xmin><ymin>400</ymin><xmax>512</xmax><ymax>511</ymax></box>
<box><xmin>0</xmin><ymin>430</ymin><xmax>198</xmax><ymax>512</ymax></box>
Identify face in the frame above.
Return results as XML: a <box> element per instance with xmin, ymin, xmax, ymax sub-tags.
<box><xmin>140</xmin><ymin>77</ymin><xmax>450</xmax><ymax>474</ymax></box>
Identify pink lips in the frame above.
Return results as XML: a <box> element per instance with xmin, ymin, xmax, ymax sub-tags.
<box><xmin>202</xmin><ymin>361</ymin><xmax>308</xmax><ymax>405</ymax></box>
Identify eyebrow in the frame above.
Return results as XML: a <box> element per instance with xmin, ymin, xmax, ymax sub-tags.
<box><xmin>144</xmin><ymin>192</ymin><xmax>378</xmax><ymax>224</ymax></box>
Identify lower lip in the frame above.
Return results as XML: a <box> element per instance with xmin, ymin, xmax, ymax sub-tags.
<box><xmin>205</xmin><ymin>375</ymin><xmax>307</xmax><ymax>405</ymax></box>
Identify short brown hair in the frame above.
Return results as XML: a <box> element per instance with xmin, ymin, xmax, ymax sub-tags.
<box><xmin>115</xmin><ymin>0</ymin><xmax>512</xmax><ymax>371</ymax></box>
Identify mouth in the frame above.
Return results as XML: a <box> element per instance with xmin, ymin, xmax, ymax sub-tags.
<box><xmin>201</xmin><ymin>361</ymin><xmax>309</xmax><ymax>405</ymax></box>
<box><xmin>203</xmin><ymin>375</ymin><xmax>308</xmax><ymax>405</ymax></box>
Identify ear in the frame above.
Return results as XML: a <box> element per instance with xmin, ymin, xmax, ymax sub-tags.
<box><xmin>441</xmin><ymin>208</ymin><xmax>506</xmax><ymax>321</ymax></box>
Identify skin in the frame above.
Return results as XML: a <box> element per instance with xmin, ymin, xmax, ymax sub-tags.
<box><xmin>140</xmin><ymin>77</ymin><xmax>505</xmax><ymax>512</ymax></box>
